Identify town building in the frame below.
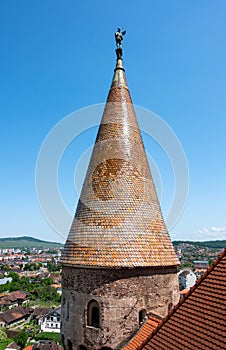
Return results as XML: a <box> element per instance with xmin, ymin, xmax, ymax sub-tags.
<box><xmin>31</xmin><ymin>307</ymin><xmax>50</xmax><ymax>326</ymax></box>
<box><xmin>0</xmin><ymin>305</ymin><xmax>31</xmax><ymax>328</ymax></box>
<box><xmin>32</xmin><ymin>341</ymin><xmax>63</xmax><ymax>350</ymax></box>
<box><xmin>178</xmin><ymin>269</ymin><xmax>196</xmax><ymax>289</ymax></box>
<box><xmin>194</xmin><ymin>260</ymin><xmax>209</xmax><ymax>270</ymax></box>
<box><xmin>51</xmin><ymin>283</ymin><xmax>62</xmax><ymax>295</ymax></box>
<box><xmin>0</xmin><ymin>290</ymin><xmax>29</xmax><ymax>311</ymax></box>
<box><xmin>61</xmin><ymin>30</ymin><xmax>179</xmax><ymax>349</ymax></box>
<box><xmin>0</xmin><ymin>277</ymin><xmax>12</xmax><ymax>285</ymax></box>
<box><xmin>40</xmin><ymin>307</ymin><xmax>61</xmax><ymax>333</ymax></box>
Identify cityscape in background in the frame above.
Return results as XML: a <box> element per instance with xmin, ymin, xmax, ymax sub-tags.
<box><xmin>0</xmin><ymin>236</ymin><xmax>224</xmax><ymax>348</ymax></box>
<box><xmin>1</xmin><ymin>1</ymin><xmax>226</xmax><ymax>349</ymax></box>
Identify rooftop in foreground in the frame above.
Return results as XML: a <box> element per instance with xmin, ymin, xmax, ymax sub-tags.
<box><xmin>134</xmin><ymin>248</ymin><xmax>226</xmax><ymax>350</ymax></box>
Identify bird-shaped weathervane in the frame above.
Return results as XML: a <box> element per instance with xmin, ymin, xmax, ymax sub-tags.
<box><xmin>115</xmin><ymin>27</ymin><xmax>126</xmax><ymax>59</ymax></box>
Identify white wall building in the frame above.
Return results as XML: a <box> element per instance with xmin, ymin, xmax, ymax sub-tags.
<box><xmin>179</xmin><ymin>270</ymin><xmax>197</xmax><ymax>290</ymax></box>
<box><xmin>40</xmin><ymin>307</ymin><xmax>61</xmax><ymax>333</ymax></box>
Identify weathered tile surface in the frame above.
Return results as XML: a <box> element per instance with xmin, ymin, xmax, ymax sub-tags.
<box><xmin>61</xmin><ymin>58</ymin><xmax>178</xmax><ymax>268</ymax></box>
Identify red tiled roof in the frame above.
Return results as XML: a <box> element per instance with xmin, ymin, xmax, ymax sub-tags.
<box><xmin>140</xmin><ymin>249</ymin><xmax>226</xmax><ymax>350</ymax></box>
<box><xmin>123</xmin><ymin>316</ymin><xmax>160</xmax><ymax>350</ymax></box>
<box><xmin>0</xmin><ymin>290</ymin><xmax>28</xmax><ymax>304</ymax></box>
<box><xmin>32</xmin><ymin>307</ymin><xmax>50</xmax><ymax>318</ymax></box>
<box><xmin>0</xmin><ymin>306</ymin><xmax>29</xmax><ymax>324</ymax></box>
<box><xmin>179</xmin><ymin>288</ymin><xmax>189</xmax><ymax>297</ymax></box>
<box><xmin>51</xmin><ymin>283</ymin><xmax>62</xmax><ymax>289</ymax></box>
<box><xmin>0</xmin><ymin>299</ymin><xmax>12</xmax><ymax>305</ymax></box>
<box><xmin>179</xmin><ymin>288</ymin><xmax>189</xmax><ymax>294</ymax></box>
<box><xmin>9</xmin><ymin>290</ymin><xmax>28</xmax><ymax>300</ymax></box>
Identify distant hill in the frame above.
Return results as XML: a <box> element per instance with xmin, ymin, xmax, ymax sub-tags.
<box><xmin>0</xmin><ymin>236</ymin><xmax>64</xmax><ymax>249</ymax></box>
<box><xmin>173</xmin><ymin>240</ymin><xmax>226</xmax><ymax>249</ymax></box>
<box><xmin>0</xmin><ymin>236</ymin><xmax>225</xmax><ymax>250</ymax></box>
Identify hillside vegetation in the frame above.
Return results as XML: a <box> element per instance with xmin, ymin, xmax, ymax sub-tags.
<box><xmin>0</xmin><ymin>236</ymin><xmax>63</xmax><ymax>249</ymax></box>
<box><xmin>173</xmin><ymin>240</ymin><xmax>226</xmax><ymax>249</ymax></box>
<box><xmin>0</xmin><ymin>236</ymin><xmax>225</xmax><ymax>250</ymax></box>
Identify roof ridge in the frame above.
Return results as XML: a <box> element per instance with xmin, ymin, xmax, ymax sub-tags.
<box><xmin>141</xmin><ymin>247</ymin><xmax>226</xmax><ymax>347</ymax></box>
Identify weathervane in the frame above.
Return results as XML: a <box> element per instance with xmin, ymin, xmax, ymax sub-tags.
<box><xmin>115</xmin><ymin>27</ymin><xmax>126</xmax><ymax>59</ymax></box>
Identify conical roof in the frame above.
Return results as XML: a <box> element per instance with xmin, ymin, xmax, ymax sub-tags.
<box><xmin>61</xmin><ymin>49</ymin><xmax>179</xmax><ymax>268</ymax></box>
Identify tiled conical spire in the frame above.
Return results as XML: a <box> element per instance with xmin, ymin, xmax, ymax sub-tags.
<box><xmin>61</xmin><ymin>39</ymin><xmax>179</xmax><ymax>268</ymax></box>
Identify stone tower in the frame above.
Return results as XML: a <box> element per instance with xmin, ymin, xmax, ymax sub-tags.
<box><xmin>61</xmin><ymin>31</ymin><xmax>179</xmax><ymax>350</ymax></box>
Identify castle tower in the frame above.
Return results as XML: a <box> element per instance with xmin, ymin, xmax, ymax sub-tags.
<box><xmin>61</xmin><ymin>30</ymin><xmax>179</xmax><ymax>350</ymax></box>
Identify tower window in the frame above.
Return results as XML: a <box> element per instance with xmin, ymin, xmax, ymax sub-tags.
<box><xmin>139</xmin><ymin>309</ymin><xmax>146</xmax><ymax>324</ymax></box>
<box><xmin>68</xmin><ymin>339</ymin><xmax>73</xmax><ymax>350</ymax></box>
<box><xmin>87</xmin><ymin>300</ymin><xmax>100</xmax><ymax>328</ymax></box>
<box><xmin>168</xmin><ymin>302</ymin><xmax>173</xmax><ymax>312</ymax></box>
<box><xmin>61</xmin><ymin>334</ymin><xmax>65</xmax><ymax>348</ymax></box>
<box><xmin>66</xmin><ymin>302</ymin><xmax>69</xmax><ymax>321</ymax></box>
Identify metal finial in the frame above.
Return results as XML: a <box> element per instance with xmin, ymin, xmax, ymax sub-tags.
<box><xmin>115</xmin><ymin>28</ymin><xmax>126</xmax><ymax>59</ymax></box>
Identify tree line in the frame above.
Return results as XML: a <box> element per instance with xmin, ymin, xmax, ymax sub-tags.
<box><xmin>0</xmin><ymin>272</ymin><xmax>61</xmax><ymax>304</ymax></box>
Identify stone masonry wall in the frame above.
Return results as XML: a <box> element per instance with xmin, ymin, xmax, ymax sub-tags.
<box><xmin>61</xmin><ymin>266</ymin><xmax>179</xmax><ymax>350</ymax></box>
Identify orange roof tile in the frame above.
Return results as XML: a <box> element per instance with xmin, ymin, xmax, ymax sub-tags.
<box><xmin>140</xmin><ymin>249</ymin><xmax>226</xmax><ymax>350</ymax></box>
<box><xmin>0</xmin><ymin>306</ymin><xmax>29</xmax><ymax>324</ymax></box>
<box><xmin>179</xmin><ymin>288</ymin><xmax>189</xmax><ymax>295</ymax></box>
<box><xmin>61</xmin><ymin>53</ymin><xmax>179</xmax><ymax>268</ymax></box>
<box><xmin>123</xmin><ymin>316</ymin><xmax>160</xmax><ymax>350</ymax></box>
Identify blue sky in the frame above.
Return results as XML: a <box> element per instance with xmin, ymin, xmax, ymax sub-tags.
<box><xmin>1</xmin><ymin>1</ymin><xmax>226</xmax><ymax>243</ymax></box>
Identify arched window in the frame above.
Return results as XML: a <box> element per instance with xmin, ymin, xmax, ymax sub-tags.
<box><xmin>66</xmin><ymin>302</ymin><xmax>69</xmax><ymax>321</ymax></box>
<box><xmin>61</xmin><ymin>334</ymin><xmax>65</xmax><ymax>349</ymax></box>
<box><xmin>68</xmin><ymin>339</ymin><xmax>73</xmax><ymax>350</ymax></box>
<box><xmin>87</xmin><ymin>300</ymin><xmax>100</xmax><ymax>328</ymax></box>
<box><xmin>139</xmin><ymin>309</ymin><xmax>146</xmax><ymax>324</ymax></box>
<box><xmin>168</xmin><ymin>302</ymin><xmax>173</xmax><ymax>312</ymax></box>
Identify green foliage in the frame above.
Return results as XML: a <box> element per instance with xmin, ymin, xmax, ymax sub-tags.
<box><xmin>35</xmin><ymin>331</ymin><xmax>61</xmax><ymax>343</ymax></box>
<box><xmin>47</xmin><ymin>250</ymin><xmax>58</xmax><ymax>255</ymax></box>
<box><xmin>173</xmin><ymin>240</ymin><xmax>226</xmax><ymax>249</ymax></box>
<box><xmin>24</xmin><ymin>321</ymin><xmax>40</xmax><ymax>337</ymax></box>
<box><xmin>0</xmin><ymin>283</ymin><xmax>9</xmax><ymax>293</ymax></box>
<box><xmin>0</xmin><ymin>236</ymin><xmax>63</xmax><ymax>249</ymax></box>
<box><xmin>24</xmin><ymin>262</ymin><xmax>40</xmax><ymax>271</ymax></box>
<box><xmin>0</xmin><ymin>338</ymin><xmax>13</xmax><ymax>350</ymax></box>
<box><xmin>0</xmin><ymin>264</ymin><xmax>12</xmax><ymax>271</ymax></box>
<box><xmin>42</xmin><ymin>277</ymin><xmax>54</xmax><ymax>285</ymax></box>
<box><xmin>28</xmin><ymin>299</ymin><xmax>59</xmax><ymax>308</ymax></box>
<box><xmin>8</xmin><ymin>272</ymin><xmax>19</xmax><ymax>283</ymax></box>
<box><xmin>47</xmin><ymin>259</ymin><xmax>61</xmax><ymax>272</ymax></box>
<box><xmin>180</xmin><ymin>263</ymin><xmax>192</xmax><ymax>269</ymax></box>
<box><xmin>32</xmin><ymin>285</ymin><xmax>61</xmax><ymax>303</ymax></box>
<box><xmin>0</xmin><ymin>273</ymin><xmax>21</xmax><ymax>293</ymax></box>
<box><xmin>14</xmin><ymin>329</ymin><xmax>28</xmax><ymax>348</ymax></box>
<box><xmin>0</xmin><ymin>329</ymin><xmax>7</xmax><ymax>341</ymax></box>
<box><xmin>0</xmin><ymin>273</ymin><xmax>61</xmax><ymax>304</ymax></box>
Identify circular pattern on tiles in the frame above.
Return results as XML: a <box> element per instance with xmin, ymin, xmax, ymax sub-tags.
<box><xmin>92</xmin><ymin>158</ymin><xmax>144</xmax><ymax>202</ymax></box>
<box><xmin>35</xmin><ymin>103</ymin><xmax>189</xmax><ymax>239</ymax></box>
